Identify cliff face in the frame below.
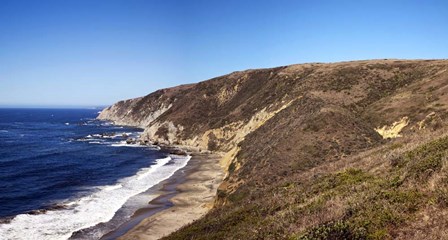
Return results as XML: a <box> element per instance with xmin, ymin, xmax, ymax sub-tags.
<box><xmin>98</xmin><ymin>59</ymin><xmax>448</xmax><ymax>239</ymax></box>
<box><xmin>98</xmin><ymin>84</ymin><xmax>194</xmax><ymax>128</ymax></box>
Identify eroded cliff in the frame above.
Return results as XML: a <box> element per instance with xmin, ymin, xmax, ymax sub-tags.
<box><xmin>98</xmin><ymin>59</ymin><xmax>448</xmax><ymax>239</ymax></box>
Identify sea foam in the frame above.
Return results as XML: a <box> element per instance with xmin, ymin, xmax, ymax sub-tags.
<box><xmin>0</xmin><ymin>155</ymin><xmax>191</xmax><ymax>240</ymax></box>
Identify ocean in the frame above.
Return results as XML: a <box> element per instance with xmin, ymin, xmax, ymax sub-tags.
<box><xmin>0</xmin><ymin>108</ymin><xmax>190</xmax><ymax>240</ymax></box>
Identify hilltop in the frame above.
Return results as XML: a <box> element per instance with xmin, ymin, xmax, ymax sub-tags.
<box><xmin>99</xmin><ymin>59</ymin><xmax>448</xmax><ymax>239</ymax></box>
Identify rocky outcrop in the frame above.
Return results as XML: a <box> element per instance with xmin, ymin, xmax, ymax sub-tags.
<box><xmin>98</xmin><ymin>84</ymin><xmax>194</xmax><ymax>128</ymax></box>
<box><xmin>98</xmin><ymin>59</ymin><xmax>448</xmax><ymax>239</ymax></box>
<box><xmin>374</xmin><ymin>116</ymin><xmax>410</xmax><ymax>139</ymax></box>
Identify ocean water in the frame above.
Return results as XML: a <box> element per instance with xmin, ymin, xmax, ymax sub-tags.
<box><xmin>0</xmin><ymin>108</ymin><xmax>190</xmax><ymax>240</ymax></box>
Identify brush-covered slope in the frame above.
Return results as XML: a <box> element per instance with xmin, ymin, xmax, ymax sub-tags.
<box><xmin>98</xmin><ymin>59</ymin><xmax>448</xmax><ymax>239</ymax></box>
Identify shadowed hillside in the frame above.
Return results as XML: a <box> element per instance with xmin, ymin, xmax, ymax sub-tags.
<box><xmin>99</xmin><ymin>59</ymin><xmax>448</xmax><ymax>239</ymax></box>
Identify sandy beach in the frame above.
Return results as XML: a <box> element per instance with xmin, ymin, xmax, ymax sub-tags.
<box><xmin>104</xmin><ymin>152</ymin><xmax>224</xmax><ymax>240</ymax></box>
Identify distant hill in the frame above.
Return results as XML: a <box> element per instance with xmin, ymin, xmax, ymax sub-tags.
<box><xmin>99</xmin><ymin>59</ymin><xmax>448</xmax><ymax>239</ymax></box>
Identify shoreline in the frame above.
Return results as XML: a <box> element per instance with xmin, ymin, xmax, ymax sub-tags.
<box><xmin>101</xmin><ymin>151</ymin><xmax>224</xmax><ymax>240</ymax></box>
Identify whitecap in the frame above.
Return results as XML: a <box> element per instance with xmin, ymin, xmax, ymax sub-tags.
<box><xmin>109</xmin><ymin>140</ymin><xmax>148</xmax><ymax>148</ymax></box>
<box><xmin>0</xmin><ymin>155</ymin><xmax>191</xmax><ymax>240</ymax></box>
<box><xmin>110</xmin><ymin>143</ymin><xmax>146</xmax><ymax>148</ymax></box>
<box><xmin>103</xmin><ymin>184</ymin><xmax>123</xmax><ymax>191</ymax></box>
<box><xmin>101</xmin><ymin>134</ymin><xmax>122</xmax><ymax>139</ymax></box>
<box><xmin>76</xmin><ymin>138</ymin><xmax>102</xmax><ymax>142</ymax></box>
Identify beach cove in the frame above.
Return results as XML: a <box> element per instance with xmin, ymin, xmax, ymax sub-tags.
<box><xmin>105</xmin><ymin>151</ymin><xmax>224</xmax><ymax>240</ymax></box>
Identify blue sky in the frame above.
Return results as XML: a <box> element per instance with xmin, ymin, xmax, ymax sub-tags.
<box><xmin>0</xmin><ymin>0</ymin><xmax>447</xmax><ymax>107</ymax></box>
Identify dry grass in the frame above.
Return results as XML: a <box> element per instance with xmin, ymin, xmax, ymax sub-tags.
<box><xmin>165</xmin><ymin>126</ymin><xmax>448</xmax><ymax>240</ymax></box>
<box><xmin>100</xmin><ymin>60</ymin><xmax>448</xmax><ymax>239</ymax></box>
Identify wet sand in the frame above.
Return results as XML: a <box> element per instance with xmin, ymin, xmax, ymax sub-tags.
<box><xmin>102</xmin><ymin>152</ymin><xmax>224</xmax><ymax>240</ymax></box>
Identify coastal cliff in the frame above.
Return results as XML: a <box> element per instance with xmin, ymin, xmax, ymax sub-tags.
<box><xmin>99</xmin><ymin>59</ymin><xmax>448</xmax><ymax>239</ymax></box>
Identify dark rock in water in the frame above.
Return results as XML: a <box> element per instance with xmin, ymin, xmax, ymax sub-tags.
<box><xmin>122</xmin><ymin>133</ymin><xmax>128</xmax><ymax>138</ymax></box>
<box><xmin>27</xmin><ymin>204</ymin><xmax>68</xmax><ymax>215</ymax></box>
<box><xmin>170</xmin><ymin>149</ymin><xmax>188</xmax><ymax>156</ymax></box>
<box><xmin>0</xmin><ymin>217</ymin><xmax>13</xmax><ymax>224</ymax></box>
<box><xmin>102</xmin><ymin>132</ymin><xmax>115</xmax><ymax>137</ymax></box>
<box><xmin>28</xmin><ymin>209</ymin><xmax>47</xmax><ymax>215</ymax></box>
<box><xmin>47</xmin><ymin>204</ymin><xmax>68</xmax><ymax>211</ymax></box>
<box><xmin>161</xmin><ymin>146</ymin><xmax>188</xmax><ymax>156</ymax></box>
<box><xmin>126</xmin><ymin>138</ymin><xmax>136</xmax><ymax>144</ymax></box>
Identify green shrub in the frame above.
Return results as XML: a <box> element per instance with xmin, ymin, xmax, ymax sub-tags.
<box><xmin>405</xmin><ymin>136</ymin><xmax>448</xmax><ymax>181</ymax></box>
<box><xmin>296</xmin><ymin>220</ymin><xmax>367</xmax><ymax>240</ymax></box>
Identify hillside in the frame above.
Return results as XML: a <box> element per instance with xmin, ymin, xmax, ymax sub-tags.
<box><xmin>98</xmin><ymin>59</ymin><xmax>448</xmax><ymax>239</ymax></box>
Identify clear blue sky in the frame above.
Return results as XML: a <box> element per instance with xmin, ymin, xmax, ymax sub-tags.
<box><xmin>0</xmin><ymin>0</ymin><xmax>447</xmax><ymax>107</ymax></box>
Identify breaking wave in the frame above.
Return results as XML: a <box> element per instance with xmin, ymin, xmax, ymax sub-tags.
<box><xmin>0</xmin><ymin>155</ymin><xmax>191</xmax><ymax>240</ymax></box>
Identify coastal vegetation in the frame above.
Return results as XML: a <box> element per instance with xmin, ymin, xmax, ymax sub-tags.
<box><xmin>99</xmin><ymin>59</ymin><xmax>448</xmax><ymax>239</ymax></box>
